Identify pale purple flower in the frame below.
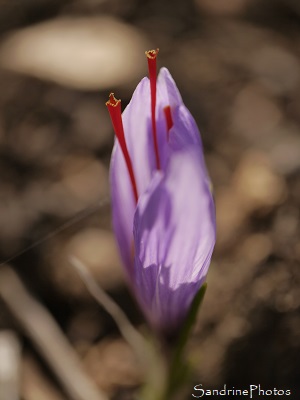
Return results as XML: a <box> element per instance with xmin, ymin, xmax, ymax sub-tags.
<box><xmin>106</xmin><ymin>50</ymin><xmax>216</xmax><ymax>333</ymax></box>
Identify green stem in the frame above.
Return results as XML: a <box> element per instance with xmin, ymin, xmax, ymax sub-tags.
<box><xmin>137</xmin><ymin>284</ymin><xmax>207</xmax><ymax>400</ymax></box>
<box><xmin>163</xmin><ymin>284</ymin><xmax>208</xmax><ymax>399</ymax></box>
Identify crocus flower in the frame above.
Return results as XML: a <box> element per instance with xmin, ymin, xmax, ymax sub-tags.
<box><xmin>106</xmin><ymin>49</ymin><xmax>216</xmax><ymax>334</ymax></box>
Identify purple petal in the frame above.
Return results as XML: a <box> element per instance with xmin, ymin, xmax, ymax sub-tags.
<box><xmin>110</xmin><ymin>70</ymin><xmax>185</xmax><ymax>274</ymax></box>
<box><xmin>159</xmin><ymin>68</ymin><xmax>211</xmax><ymax>189</ymax></box>
<box><xmin>157</xmin><ymin>67</ymin><xmax>183</xmax><ymax>108</ymax></box>
<box><xmin>122</xmin><ymin>78</ymin><xmax>156</xmax><ymax>192</ymax></box>
<box><xmin>110</xmin><ymin>140</ymin><xmax>135</xmax><ymax>273</ymax></box>
<box><xmin>133</xmin><ymin>148</ymin><xmax>216</xmax><ymax>331</ymax></box>
<box><xmin>158</xmin><ymin>68</ymin><xmax>203</xmax><ymax>148</ymax></box>
<box><xmin>110</xmin><ymin>77</ymin><xmax>153</xmax><ymax>274</ymax></box>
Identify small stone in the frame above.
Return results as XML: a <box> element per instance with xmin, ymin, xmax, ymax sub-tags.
<box><xmin>269</xmin><ymin>127</ymin><xmax>300</xmax><ymax>175</ymax></box>
<box><xmin>0</xmin><ymin>17</ymin><xmax>149</xmax><ymax>90</ymax></box>
<box><xmin>232</xmin><ymin>151</ymin><xmax>287</xmax><ymax>211</ymax></box>
<box><xmin>47</xmin><ymin>228</ymin><xmax>124</xmax><ymax>298</ymax></box>
<box><xmin>215</xmin><ymin>188</ymin><xmax>246</xmax><ymax>249</ymax></box>
<box><xmin>64</xmin><ymin>228</ymin><xmax>124</xmax><ymax>290</ymax></box>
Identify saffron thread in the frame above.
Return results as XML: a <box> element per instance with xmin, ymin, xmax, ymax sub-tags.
<box><xmin>163</xmin><ymin>105</ymin><xmax>173</xmax><ymax>140</ymax></box>
<box><xmin>145</xmin><ymin>49</ymin><xmax>161</xmax><ymax>170</ymax></box>
<box><xmin>106</xmin><ymin>93</ymin><xmax>138</xmax><ymax>203</ymax></box>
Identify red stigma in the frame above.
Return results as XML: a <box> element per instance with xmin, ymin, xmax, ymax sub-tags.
<box><xmin>163</xmin><ymin>105</ymin><xmax>173</xmax><ymax>140</ymax></box>
<box><xmin>106</xmin><ymin>93</ymin><xmax>138</xmax><ymax>204</ymax></box>
<box><xmin>146</xmin><ymin>49</ymin><xmax>161</xmax><ymax>170</ymax></box>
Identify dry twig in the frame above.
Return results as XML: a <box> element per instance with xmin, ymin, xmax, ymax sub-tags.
<box><xmin>69</xmin><ymin>256</ymin><xmax>149</xmax><ymax>361</ymax></box>
<box><xmin>0</xmin><ymin>330</ymin><xmax>21</xmax><ymax>400</ymax></box>
<box><xmin>0</xmin><ymin>266</ymin><xmax>109</xmax><ymax>400</ymax></box>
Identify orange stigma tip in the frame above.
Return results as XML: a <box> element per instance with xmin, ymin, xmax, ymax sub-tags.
<box><xmin>106</xmin><ymin>93</ymin><xmax>121</xmax><ymax>107</ymax></box>
<box><xmin>145</xmin><ymin>48</ymin><xmax>159</xmax><ymax>60</ymax></box>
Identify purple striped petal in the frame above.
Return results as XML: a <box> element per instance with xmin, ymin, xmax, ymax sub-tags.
<box><xmin>133</xmin><ymin>148</ymin><xmax>216</xmax><ymax>332</ymax></box>
<box><xmin>110</xmin><ymin>77</ymin><xmax>153</xmax><ymax>274</ymax></box>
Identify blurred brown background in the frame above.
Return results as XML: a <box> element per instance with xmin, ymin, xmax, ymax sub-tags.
<box><xmin>0</xmin><ymin>0</ymin><xmax>299</xmax><ymax>399</ymax></box>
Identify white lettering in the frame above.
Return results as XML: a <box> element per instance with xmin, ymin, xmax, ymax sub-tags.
<box><xmin>258</xmin><ymin>385</ymin><xmax>265</xmax><ymax>395</ymax></box>
<box><xmin>250</xmin><ymin>385</ymin><xmax>258</xmax><ymax>399</ymax></box>
<box><xmin>219</xmin><ymin>385</ymin><xmax>226</xmax><ymax>395</ymax></box>
<box><xmin>192</xmin><ymin>384</ymin><xmax>204</xmax><ymax>398</ymax></box>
